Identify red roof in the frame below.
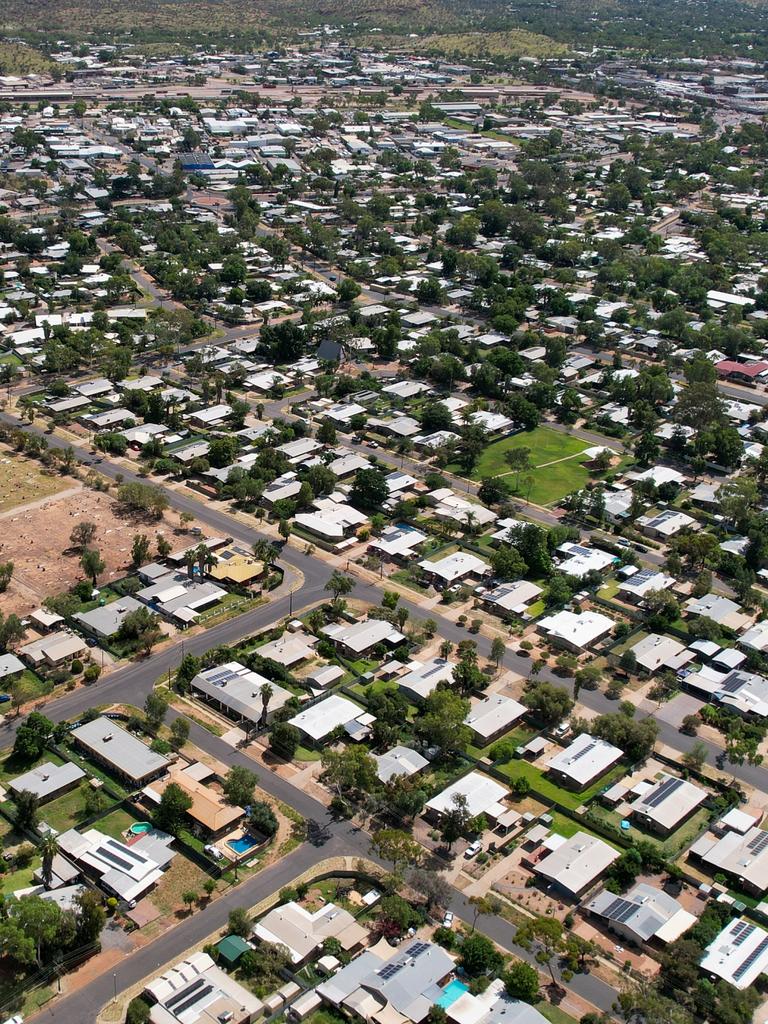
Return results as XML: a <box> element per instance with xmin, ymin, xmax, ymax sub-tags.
<box><xmin>715</xmin><ymin>360</ymin><xmax>768</xmax><ymax>378</ymax></box>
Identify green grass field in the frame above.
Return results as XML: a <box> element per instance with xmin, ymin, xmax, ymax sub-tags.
<box><xmin>497</xmin><ymin>758</ymin><xmax>627</xmax><ymax>810</ymax></box>
<box><xmin>450</xmin><ymin>427</ymin><xmax>595</xmax><ymax>507</ymax></box>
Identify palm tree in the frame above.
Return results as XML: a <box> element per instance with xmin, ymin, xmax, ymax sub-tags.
<box><xmin>439</xmin><ymin>640</ymin><xmax>453</xmax><ymax>661</ymax></box>
<box><xmin>184</xmin><ymin>550</ymin><xmax>197</xmax><ymax>580</ymax></box>
<box><xmin>195</xmin><ymin>544</ymin><xmax>215</xmax><ymax>578</ymax></box>
<box><xmin>259</xmin><ymin>683</ymin><xmax>273</xmax><ymax>727</ymax></box>
<box><xmin>252</xmin><ymin>539</ymin><xmax>274</xmax><ymax>569</ymax></box>
<box><xmin>40</xmin><ymin>833</ymin><xmax>60</xmax><ymax>889</ymax></box>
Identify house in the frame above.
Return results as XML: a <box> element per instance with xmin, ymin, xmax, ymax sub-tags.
<box><xmin>684</xmin><ymin>594</ymin><xmax>752</xmax><ymax>632</ymax></box>
<box><xmin>19</xmin><ymin>630</ymin><xmax>89</xmax><ymax>668</ymax></box>
<box><xmin>636</xmin><ymin>509</ymin><xmax>697</xmax><ymax>539</ymax></box>
<box><xmin>425</xmin><ymin>771</ymin><xmax>511</xmax><ymax>826</ymax></box>
<box><xmin>428</xmin><ymin>489</ymin><xmax>497</xmax><ymax>529</ymax></box>
<box><xmin>373</xmin><ymin>745</ymin><xmax>429</xmax><ymax>784</ymax></box>
<box><xmin>690</xmin><ymin>825</ymin><xmax>768</xmax><ymax>893</ymax></box>
<box><xmin>630</xmin><ymin>634</ymin><xmax>694</xmax><ymax>674</ymax></box>
<box><xmin>0</xmin><ymin>652</ymin><xmax>24</xmax><ymax>684</ymax></box>
<box><xmin>57</xmin><ymin>826</ymin><xmax>175</xmax><ymax>903</ymax></box>
<box><xmin>537</xmin><ymin>610</ymin><xmax>614</xmax><ymax>653</ymax></box>
<box><xmin>630</xmin><ymin>774</ymin><xmax>707</xmax><ymax>835</ymax></box>
<box><xmin>586</xmin><ymin>883</ymin><xmax>697</xmax><ymax>947</ymax></box>
<box><xmin>73</xmin><ymin>596</ymin><xmax>144</xmax><ymax>640</ymax></box>
<box><xmin>143</xmin><ymin>765</ymin><xmax>244</xmax><ymax>838</ymax></box>
<box><xmin>686</xmin><ymin>667</ymin><xmax>768</xmax><ymax>718</ymax></box>
<box><xmin>700</xmin><ymin>919</ymin><xmax>768</xmax><ymax>990</ymax></box>
<box><xmin>398</xmin><ymin>657</ymin><xmax>456</xmax><ymax>701</ymax></box>
<box><xmin>8</xmin><ymin>761</ymin><xmax>85</xmax><ymax>803</ymax></box>
<box><xmin>369</xmin><ymin>525</ymin><xmax>428</xmax><ymax>562</ymax></box>
<box><xmin>546</xmin><ymin>733</ymin><xmax>623</xmax><ymax>790</ymax></box>
<box><xmin>482</xmin><ymin>581</ymin><xmax>543</xmax><ymax>617</ymax></box>
<box><xmin>316</xmin><ymin>938</ymin><xmax>455</xmax><ymax>1024</ymax></box>
<box><xmin>254</xmin><ymin>901</ymin><xmax>367</xmax><ymax>966</ymax></box>
<box><xmin>136</xmin><ymin>570</ymin><xmax>226</xmax><ymax>626</ymax></box>
<box><xmin>739</xmin><ymin>620</ymin><xmax>768</xmax><ymax>654</ymax></box>
<box><xmin>464</xmin><ymin>695</ymin><xmax>527</xmax><ymax>746</ymax></box>
<box><xmin>418</xmin><ymin>551</ymin><xmax>490</xmax><ymax>589</ymax></box>
<box><xmin>533</xmin><ymin>831</ymin><xmax>620</xmax><ymax>898</ymax></box>
<box><xmin>144</xmin><ymin>951</ymin><xmax>263</xmax><ymax>1024</ymax></box>
<box><xmin>257</xmin><ymin>634</ymin><xmax>315</xmax><ymax>667</ymax></box>
<box><xmin>556</xmin><ymin>542</ymin><xmax>616</xmax><ymax>579</ymax></box>
<box><xmin>618</xmin><ymin>568</ymin><xmax>677</xmax><ymax>604</ymax></box>
<box><xmin>187</xmin><ymin>403</ymin><xmax>232</xmax><ymax>428</ymax></box>
<box><xmin>71</xmin><ymin>717</ymin><xmax>169</xmax><ymax>787</ymax></box>
<box><xmin>294</xmin><ymin>498</ymin><xmax>368</xmax><ymax>543</ymax></box>
<box><xmin>288</xmin><ymin>694</ymin><xmax>375</xmax><ymax>744</ymax></box>
<box><xmin>190</xmin><ymin>662</ymin><xmax>292</xmax><ymax>728</ymax></box>
<box><xmin>321</xmin><ymin>619</ymin><xmax>405</xmax><ymax>657</ymax></box>
<box><xmin>208</xmin><ymin>543</ymin><xmax>266</xmax><ymax>587</ymax></box>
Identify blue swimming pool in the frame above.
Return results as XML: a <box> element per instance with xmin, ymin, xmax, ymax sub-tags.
<box><xmin>436</xmin><ymin>980</ymin><xmax>469</xmax><ymax>1009</ymax></box>
<box><xmin>227</xmin><ymin>834</ymin><xmax>259</xmax><ymax>856</ymax></box>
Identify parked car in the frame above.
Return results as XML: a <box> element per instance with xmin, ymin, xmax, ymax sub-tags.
<box><xmin>442</xmin><ymin>910</ymin><xmax>454</xmax><ymax>928</ymax></box>
<box><xmin>465</xmin><ymin>840</ymin><xmax>482</xmax><ymax>859</ymax></box>
<box><xmin>0</xmin><ymin>695</ymin><xmax>10</xmax><ymax>704</ymax></box>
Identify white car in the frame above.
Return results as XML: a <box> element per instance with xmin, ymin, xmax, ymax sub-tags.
<box><xmin>2</xmin><ymin>1015</ymin><xmax>23</xmax><ymax>1024</ymax></box>
<box><xmin>465</xmin><ymin>840</ymin><xmax>482</xmax><ymax>859</ymax></box>
<box><xmin>204</xmin><ymin>844</ymin><xmax>224</xmax><ymax>861</ymax></box>
<box><xmin>442</xmin><ymin>910</ymin><xmax>454</xmax><ymax>928</ymax></box>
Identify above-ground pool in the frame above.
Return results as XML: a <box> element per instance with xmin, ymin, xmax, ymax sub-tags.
<box><xmin>436</xmin><ymin>980</ymin><xmax>469</xmax><ymax>1009</ymax></box>
<box><xmin>129</xmin><ymin>822</ymin><xmax>152</xmax><ymax>836</ymax></box>
<box><xmin>227</xmin><ymin>834</ymin><xmax>260</xmax><ymax>856</ymax></box>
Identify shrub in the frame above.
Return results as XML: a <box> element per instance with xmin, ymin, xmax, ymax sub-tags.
<box><xmin>71</xmin><ymin>658</ymin><xmax>83</xmax><ymax>674</ymax></box>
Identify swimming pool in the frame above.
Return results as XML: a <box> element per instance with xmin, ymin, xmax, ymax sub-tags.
<box><xmin>227</xmin><ymin>834</ymin><xmax>260</xmax><ymax>856</ymax></box>
<box><xmin>435</xmin><ymin>980</ymin><xmax>469</xmax><ymax>1009</ymax></box>
<box><xmin>129</xmin><ymin>822</ymin><xmax>152</xmax><ymax>836</ymax></box>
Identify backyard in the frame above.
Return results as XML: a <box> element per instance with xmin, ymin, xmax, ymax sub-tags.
<box><xmin>497</xmin><ymin>758</ymin><xmax>627</xmax><ymax>810</ymax></box>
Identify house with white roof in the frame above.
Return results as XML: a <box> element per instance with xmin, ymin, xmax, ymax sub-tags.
<box><xmin>57</xmin><ymin>826</ymin><xmax>175</xmax><ymax>903</ymax></box>
<box><xmin>288</xmin><ymin>694</ymin><xmax>375</xmax><ymax>744</ymax></box>
<box><xmin>425</xmin><ymin>770</ymin><xmax>512</xmax><ymax>827</ymax></box>
<box><xmin>690</xmin><ymin>825</ymin><xmax>768</xmax><ymax>894</ymax></box>
<box><xmin>630</xmin><ymin>773</ymin><xmax>708</xmax><ymax>835</ymax></box>
<box><xmin>618</xmin><ymin>568</ymin><xmax>677</xmax><ymax>604</ymax></box>
<box><xmin>321</xmin><ymin>619</ymin><xmax>406</xmax><ymax>657</ymax></box>
<box><xmin>481</xmin><ymin>581</ymin><xmax>543</xmax><ymax>618</ymax></box>
<box><xmin>684</xmin><ymin>594</ymin><xmax>752</xmax><ymax>632</ymax></box>
<box><xmin>190</xmin><ymin>661</ymin><xmax>292</xmax><ymax>727</ymax></box>
<box><xmin>418</xmin><ymin>551</ymin><xmax>490</xmax><ymax>589</ymax></box>
<box><xmin>464</xmin><ymin>695</ymin><xmax>527</xmax><ymax>746</ymax></box>
<box><xmin>586</xmin><ymin>882</ymin><xmax>697</xmax><ymax>947</ymax></box>
<box><xmin>537</xmin><ymin>609</ymin><xmax>614</xmax><ymax>653</ymax></box>
<box><xmin>254</xmin><ymin>901</ymin><xmax>367</xmax><ymax>966</ymax></box>
<box><xmin>630</xmin><ymin>633</ymin><xmax>694</xmax><ymax>674</ymax></box>
<box><xmin>373</xmin><ymin>745</ymin><xmax>429</xmax><ymax>784</ymax></box>
<box><xmin>636</xmin><ymin>509</ymin><xmax>697</xmax><ymax>539</ymax></box>
<box><xmin>369</xmin><ymin>524</ymin><xmax>428</xmax><ymax>562</ymax></box>
<box><xmin>398</xmin><ymin>657</ymin><xmax>456</xmax><ymax>701</ymax></box>
<box><xmin>700</xmin><ymin>919</ymin><xmax>768</xmax><ymax>990</ymax></box>
<box><xmin>546</xmin><ymin>733</ymin><xmax>623</xmax><ymax>790</ymax></box>
<box><xmin>143</xmin><ymin>951</ymin><xmax>263</xmax><ymax>1024</ymax></box>
<box><xmin>556</xmin><ymin>542</ymin><xmax>616</xmax><ymax>579</ymax></box>
<box><xmin>533</xmin><ymin>831</ymin><xmax>620</xmax><ymax>898</ymax></box>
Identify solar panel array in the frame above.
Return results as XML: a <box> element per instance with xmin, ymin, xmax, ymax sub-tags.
<box><xmin>603</xmin><ymin>897</ymin><xmax>637</xmax><ymax>924</ymax></box>
<box><xmin>734</xmin><ymin>935</ymin><xmax>768</xmax><ymax>981</ymax></box>
<box><xmin>628</xmin><ymin>568</ymin><xmax>657</xmax><ymax>585</ymax></box>
<box><xmin>732</xmin><ymin>922</ymin><xmax>756</xmax><ymax>947</ymax></box>
<box><xmin>167</xmin><ymin>977</ymin><xmax>207</xmax><ymax>1010</ymax></box>
<box><xmin>721</xmin><ymin>673</ymin><xmax>747</xmax><ymax>695</ymax></box>
<box><xmin>172</xmin><ymin>983</ymin><xmax>214</xmax><ymax>1016</ymax></box>
<box><xmin>644</xmin><ymin>776</ymin><xmax>684</xmax><ymax>809</ymax></box>
<box><xmin>378</xmin><ymin>962</ymin><xmax>404</xmax><ymax>981</ymax></box>
<box><xmin>748</xmin><ymin>831</ymin><xmax>768</xmax><ymax>855</ymax></box>
<box><xmin>408</xmin><ymin>941</ymin><xmax>431</xmax><ymax>958</ymax></box>
<box><xmin>567</xmin><ymin>741</ymin><xmax>597</xmax><ymax>764</ymax></box>
<box><xmin>205</xmin><ymin>667</ymin><xmax>239</xmax><ymax>688</ymax></box>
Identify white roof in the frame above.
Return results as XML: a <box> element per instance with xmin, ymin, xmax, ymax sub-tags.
<box><xmin>418</xmin><ymin>551</ymin><xmax>489</xmax><ymax>583</ymax></box>
<box><xmin>534</xmin><ymin>831</ymin><xmax>620</xmax><ymax>895</ymax></box>
<box><xmin>700</xmin><ymin>918</ymin><xmax>768</xmax><ymax>989</ymax></box>
<box><xmin>374</xmin><ymin>745</ymin><xmax>429</xmax><ymax>783</ymax></box>
<box><xmin>425</xmin><ymin>770</ymin><xmax>508</xmax><ymax>818</ymax></box>
<box><xmin>288</xmin><ymin>694</ymin><xmax>366</xmax><ymax>742</ymax></box>
<box><xmin>546</xmin><ymin>733</ymin><xmax>622</xmax><ymax>787</ymax></box>
<box><xmin>464</xmin><ymin>695</ymin><xmax>526</xmax><ymax>741</ymax></box>
<box><xmin>538</xmin><ymin>609</ymin><xmax>614</xmax><ymax>649</ymax></box>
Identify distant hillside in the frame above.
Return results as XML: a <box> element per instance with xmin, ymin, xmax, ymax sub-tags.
<box><xmin>0</xmin><ymin>0</ymin><xmax>766</xmax><ymax>58</ymax></box>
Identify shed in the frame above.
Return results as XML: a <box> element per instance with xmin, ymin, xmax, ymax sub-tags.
<box><xmin>216</xmin><ymin>934</ymin><xmax>251</xmax><ymax>967</ymax></box>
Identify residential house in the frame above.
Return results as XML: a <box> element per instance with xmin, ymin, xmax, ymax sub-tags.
<box><xmin>321</xmin><ymin>619</ymin><xmax>405</xmax><ymax>658</ymax></box>
<box><xmin>481</xmin><ymin>581</ymin><xmax>543</xmax><ymax>617</ymax></box>
<box><xmin>190</xmin><ymin>662</ymin><xmax>291</xmax><ymax>728</ymax></box>
<box><xmin>373</xmin><ymin>745</ymin><xmax>429</xmax><ymax>784</ymax></box>
<box><xmin>143</xmin><ymin>951</ymin><xmax>263</xmax><ymax>1024</ymax></box>
<box><xmin>143</xmin><ymin>764</ymin><xmax>244</xmax><ymax>839</ymax></box>
<box><xmin>71</xmin><ymin>717</ymin><xmax>169</xmax><ymax>787</ymax></box>
<box><xmin>690</xmin><ymin>825</ymin><xmax>768</xmax><ymax>894</ymax></box>
<box><xmin>545</xmin><ymin>733</ymin><xmax>623</xmax><ymax>790</ymax></box>
<box><xmin>425</xmin><ymin>771</ymin><xmax>515</xmax><ymax>830</ymax></box>
<box><xmin>418</xmin><ymin>551</ymin><xmax>490</xmax><ymax>589</ymax></box>
<box><xmin>630</xmin><ymin>774</ymin><xmax>708</xmax><ymax>835</ymax></box>
<box><xmin>288</xmin><ymin>694</ymin><xmax>375</xmax><ymax>745</ymax></box>
<box><xmin>9</xmin><ymin>761</ymin><xmax>86</xmax><ymax>804</ymax></box>
<box><xmin>57</xmin><ymin>826</ymin><xmax>175</xmax><ymax>903</ymax></box>
<box><xmin>464</xmin><ymin>695</ymin><xmax>527</xmax><ymax>747</ymax></box>
<box><xmin>533</xmin><ymin>831</ymin><xmax>620</xmax><ymax>898</ymax></box>
<box><xmin>700</xmin><ymin>919</ymin><xmax>768</xmax><ymax>990</ymax></box>
<box><xmin>19</xmin><ymin>630</ymin><xmax>89</xmax><ymax>669</ymax></box>
<box><xmin>73</xmin><ymin>596</ymin><xmax>144</xmax><ymax>640</ymax></box>
<box><xmin>586</xmin><ymin>883</ymin><xmax>697</xmax><ymax>947</ymax></box>
<box><xmin>397</xmin><ymin>658</ymin><xmax>455</xmax><ymax>701</ymax></box>
<box><xmin>537</xmin><ymin>610</ymin><xmax>614</xmax><ymax>653</ymax></box>
<box><xmin>254</xmin><ymin>901</ymin><xmax>367</xmax><ymax>966</ymax></box>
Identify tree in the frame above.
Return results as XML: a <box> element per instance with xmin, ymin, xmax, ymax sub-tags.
<box><xmin>182</xmin><ymin>890</ymin><xmax>197</xmax><ymax>914</ymax></box>
<box><xmin>249</xmin><ymin>801</ymin><xmax>278</xmax><ymax>837</ymax></box>
<box><xmin>157</xmin><ymin>533</ymin><xmax>172</xmax><ymax>559</ymax></box>
<box><xmin>349</xmin><ymin>467</ymin><xmax>388</xmax><ymax>510</ymax></box>
<box><xmin>269</xmin><ymin>721</ymin><xmax>300</xmax><ymax>760</ymax></box>
<box><xmin>406</xmin><ymin>868</ymin><xmax>451</xmax><ymax>911</ymax></box>
<box><xmin>131</xmin><ymin>533</ymin><xmax>151</xmax><ymax>568</ymax></box>
<box><xmin>170</xmin><ymin>718</ymin><xmax>190</xmax><ymax>749</ymax></box>
<box><xmin>682</xmin><ymin>740</ymin><xmax>708</xmax><ymax>771</ymax></box>
<box><xmin>144</xmin><ymin>691</ymin><xmax>169</xmax><ymax>728</ymax></box>
<box><xmin>117</xmin><ymin>482</ymin><xmax>169</xmax><ymax>518</ymax></box>
<box><xmin>588</xmin><ymin>712</ymin><xmax>658</xmax><ymax>762</ymax></box>
<box><xmin>490</xmin><ymin>637</ymin><xmax>505</xmax><ymax>668</ymax></box>
<box><xmin>505</xmin><ymin>447</ymin><xmax>532</xmax><ymax>491</ymax></box>
<box><xmin>13</xmin><ymin>711</ymin><xmax>54</xmax><ymax>762</ymax></box>
<box><xmin>13</xmin><ymin>789</ymin><xmax>39</xmax><ymax>830</ymax></box>
<box><xmin>468</xmin><ymin>894</ymin><xmax>502</xmax><ymax>932</ymax></box>
<box><xmin>460</xmin><ymin>933</ymin><xmax>504</xmax><ymax>976</ymax></box>
<box><xmin>69</xmin><ymin>521</ymin><xmax>97</xmax><ymax>551</ymax></box>
<box><xmin>452</xmin><ymin>644</ymin><xmax>485</xmax><ymax>696</ymax></box>
<box><xmin>321</xmin><ymin>747</ymin><xmax>379</xmax><ymax>801</ymax></box>
<box><xmin>228</xmin><ymin>907</ymin><xmax>251</xmax><ymax>937</ymax></box>
<box><xmin>370</xmin><ymin>829</ymin><xmax>423</xmax><ymax>873</ymax></box>
<box><xmin>39</xmin><ymin>832</ymin><xmax>59</xmax><ymax>889</ymax></box>
<box><xmin>417</xmin><ymin>689</ymin><xmax>472</xmax><ymax>752</ymax></box>
<box><xmin>74</xmin><ymin>888</ymin><xmax>105</xmax><ymax>944</ymax></box>
<box><xmin>325</xmin><ymin>571</ymin><xmax>354</xmax><ymax>615</ymax></box>
<box><xmin>515</xmin><ymin>917</ymin><xmax>565</xmax><ymax>988</ymax></box>
<box><xmin>522</xmin><ymin>681</ymin><xmax>574</xmax><ymax>726</ymax></box>
<box><xmin>155</xmin><ymin>782</ymin><xmax>192</xmax><ymax>834</ymax></box>
<box><xmin>439</xmin><ymin>793</ymin><xmax>470</xmax><ymax>851</ymax></box>
<box><xmin>317</xmin><ymin>418</ymin><xmax>337</xmax><ymax>445</ymax></box>
<box><xmin>259</xmin><ymin>682</ymin><xmax>273</xmax><ymax>727</ymax></box>
<box><xmin>80</xmin><ymin>547</ymin><xmax>105</xmax><ymax>586</ymax></box>
<box><xmin>504</xmin><ymin>961</ymin><xmax>540</xmax><ymax>1003</ymax></box>
<box><xmin>223</xmin><ymin>765</ymin><xmax>256</xmax><ymax>807</ymax></box>
<box><xmin>0</xmin><ymin>611</ymin><xmax>25</xmax><ymax>654</ymax></box>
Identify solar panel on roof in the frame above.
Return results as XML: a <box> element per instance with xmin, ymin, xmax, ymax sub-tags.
<box><xmin>378</xmin><ymin>963</ymin><xmax>404</xmax><ymax>981</ymax></box>
<box><xmin>172</xmin><ymin>982</ymin><xmax>214</xmax><ymax>1016</ymax></box>
<box><xmin>748</xmin><ymin>832</ymin><xmax>768</xmax><ymax>855</ymax></box>
<box><xmin>615</xmin><ymin>901</ymin><xmax>639</xmax><ymax>924</ymax></box>
<box><xmin>568</xmin><ymin>741</ymin><xmax>596</xmax><ymax>764</ymax></box>
<box><xmin>733</xmin><ymin>923</ymin><xmax>756</xmax><ymax>947</ymax></box>
<box><xmin>166</xmin><ymin>977</ymin><xmax>206</xmax><ymax>1009</ymax></box>
<box><xmin>644</xmin><ymin>776</ymin><xmax>684</xmax><ymax>809</ymax></box>
<box><xmin>733</xmin><ymin>934</ymin><xmax>768</xmax><ymax>980</ymax></box>
<box><xmin>409</xmin><ymin>941</ymin><xmax>430</xmax><ymax>958</ymax></box>
<box><xmin>721</xmin><ymin>673</ymin><xmax>746</xmax><ymax>694</ymax></box>
<box><xmin>604</xmin><ymin>896</ymin><xmax>633</xmax><ymax>920</ymax></box>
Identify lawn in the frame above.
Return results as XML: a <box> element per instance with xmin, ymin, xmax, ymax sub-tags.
<box><xmin>39</xmin><ymin>784</ymin><xmax>116</xmax><ymax>833</ymax></box>
<box><xmin>449</xmin><ymin>427</ymin><xmax>595</xmax><ymax>506</ymax></box>
<box><xmin>96</xmin><ymin>807</ymin><xmax>142</xmax><ymax>841</ymax></box>
<box><xmin>0</xmin><ymin>450</ymin><xmax>69</xmax><ymax>512</ymax></box>
<box><xmin>149</xmin><ymin>852</ymin><xmax>211</xmax><ymax>917</ymax></box>
<box><xmin>497</xmin><ymin>758</ymin><xmax>627</xmax><ymax>811</ymax></box>
<box><xmin>295</xmin><ymin>744</ymin><xmax>322</xmax><ymax>762</ymax></box>
<box><xmin>588</xmin><ymin>803</ymin><xmax>711</xmax><ymax>859</ymax></box>
<box><xmin>390</xmin><ymin>568</ymin><xmax>429</xmax><ymax>595</ymax></box>
<box><xmin>536</xmin><ymin>1001</ymin><xmax>579</xmax><ymax>1024</ymax></box>
<box><xmin>0</xmin><ymin>855</ymin><xmax>41</xmax><ymax>895</ymax></box>
<box><xmin>469</xmin><ymin>724</ymin><xmax>536</xmax><ymax>760</ymax></box>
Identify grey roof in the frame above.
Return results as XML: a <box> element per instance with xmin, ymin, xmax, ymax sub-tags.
<box><xmin>71</xmin><ymin>718</ymin><xmax>169</xmax><ymax>783</ymax></box>
<box><xmin>9</xmin><ymin>760</ymin><xmax>85</xmax><ymax>800</ymax></box>
<box><xmin>73</xmin><ymin>596</ymin><xmax>143</xmax><ymax>638</ymax></box>
<box><xmin>587</xmin><ymin>883</ymin><xmax>686</xmax><ymax>941</ymax></box>
<box><xmin>0</xmin><ymin>653</ymin><xmax>24</xmax><ymax>680</ymax></box>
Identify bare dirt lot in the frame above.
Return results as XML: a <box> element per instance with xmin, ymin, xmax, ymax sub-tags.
<box><xmin>0</xmin><ymin>448</ymin><xmax>70</xmax><ymax>512</ymax></box>
<box><xmin>0</xmin><ymin>486</ymin><xmax>207</xmax><ymax>618</ymax></box>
